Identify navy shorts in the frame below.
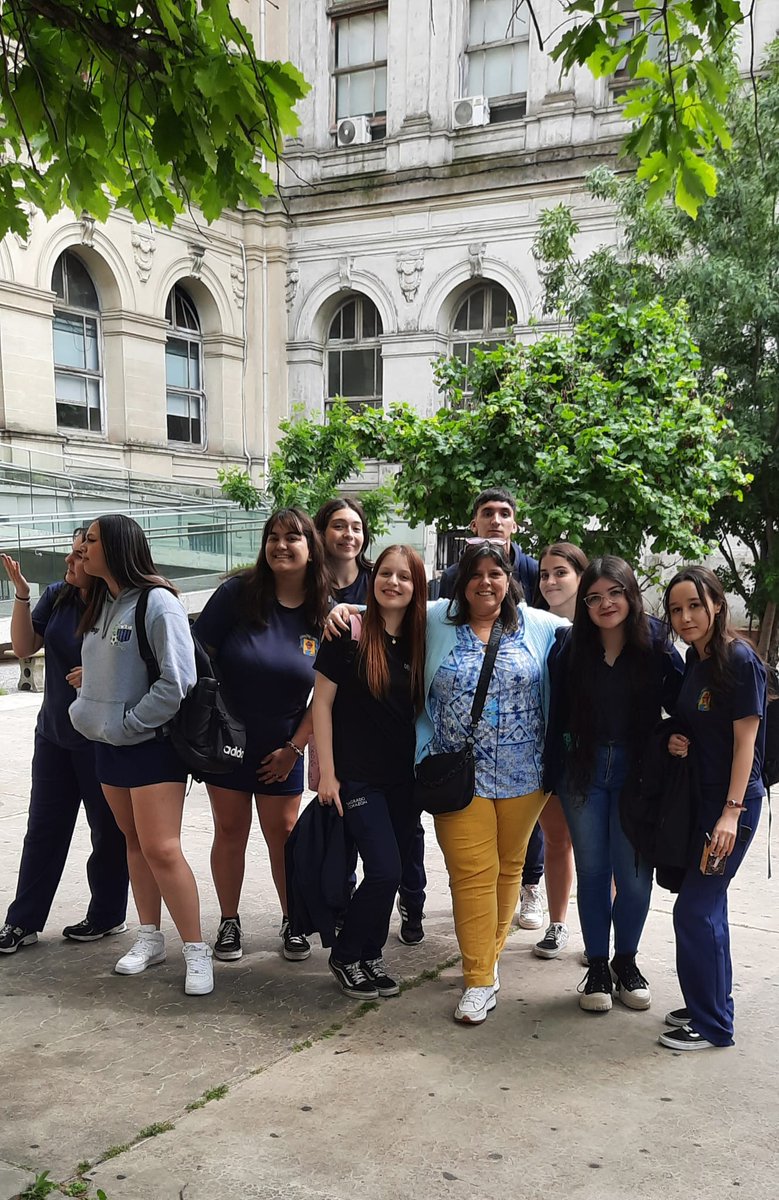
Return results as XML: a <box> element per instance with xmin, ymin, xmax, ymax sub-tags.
<box><xmin>95</xmin><ymin>737</ymin><xmax>189</xmax><ymax>788</ymax></box>
<box><xmin>200</xmin><ymin>755</ymin><xmax>304</xmax><ymax>797</ymax></box>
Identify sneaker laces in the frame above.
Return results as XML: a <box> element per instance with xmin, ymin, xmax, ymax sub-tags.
<box><xmin>614</xmin><ymin>959</ymin><xmax>648</xmax><ymax>991</ymax></box>
<box><xmin>343</xmin><ymin>960</ymin><xmax>370</xmax><ymax>985</ymax></box>
<box><xmin>218</xmin><ymin>918</ymin><xmax>240</xmax><ymax>944</ymax></box>
<box><xmin>460</xmin><ymin>986</ymin><xmax>493</xmax><ymax>1008</ymax></box>
<box><xmin>183</xmin><ymin>945</ymin><xmax>212</xmax><ymax>975</ymax></box>
<box><xmin>578</xmin><ymin>958</ymin><xmax>612</xmax><ymax>995</ymax></box>
<box><xmin>363</xmin><ymin>957</ymin><xmax>388</xmax><ymax>977</ymax></box>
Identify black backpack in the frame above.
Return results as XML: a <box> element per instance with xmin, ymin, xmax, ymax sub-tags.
<box><xmin>135</xmin><ymin>588</ymin><xmax>246</xmax><ymax>780</ymax></box>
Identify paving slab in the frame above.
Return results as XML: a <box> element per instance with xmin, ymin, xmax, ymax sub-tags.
<box><xmin>1</xmin><ymin>692</ymin><xmax>777</xmax><ymax>1200</ymax></box>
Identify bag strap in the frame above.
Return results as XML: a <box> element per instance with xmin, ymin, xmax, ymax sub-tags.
<box><xmin>135</xmin><ymin>587</ymin><xmax>161</xmax><ymax>685</ymax></box>
<box><xmin>467</xmin><ymin>618</ymin><xmax>503</xmax><ymax>736</ymax></box>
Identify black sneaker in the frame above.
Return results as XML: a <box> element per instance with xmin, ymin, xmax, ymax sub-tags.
<box><xmin>658</xmin><ymin>1024</ymin><xmax>716</xmax><ymax>1051</ymax></box>
<box><xmin>280</xmin><ymin>917</ymin><xmax>311</xmax><ymax>961</ymax></box>
<box><xmin>611</xmin><ymin>954</ymin><xmax>651</xmax><ymax>1010</ymax></box>
<box><xmin>396</xmin><ymin>897</ymin><xmax>424</xmax><ymax>945</ymax></box>
<box><xmin>664</xmin><ymin>1006</ymin><xmax>691</xmax><ymax>1028</ymax></box>
<box><xmin>214</xmin><ymin>915</ymin><xmax>242</xmax><ymax>961</ymax></box>
<box><xmin>0</xmin><ymin>923</ymin><xmax>38</xmax><ymax>954</ymax></box>
<box><xmin>577</xmin><ymin>956</ymin><xmax>613</xmax><ymax>1013</ymax></box>
<box><xmin>328</xmin><ymin>955</ymin><xmax>379</xmax><ymax>999</ymax></box>
<box><xmin>62</xmin><ymin>919</ymin><xmax>128</xmax><ymax>942</ymax></box>
<box><xmin>361</xmin><ymin>956</ymin><xmax>400</xmax><ymax>997</ymax></box>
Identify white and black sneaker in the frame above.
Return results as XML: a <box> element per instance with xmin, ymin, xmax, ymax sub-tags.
<box><xmin>396</xmin><ymin>897</ymin><xmax>424</xmax><ymax>945</ymax></box>
<box><xmin>280</xmin><ymin>917</ymin><xmax>311</xmax><ymax>961</ymax></box>
<box><xmin>361</xmin><ymin>957</ymin><xmax>400</xmax><ymax>997</ymax></box>
<box><xmin>658</xmin><ymin>1024</ymin><xmax>716</xmax><ymax>1051</ymax></box>
<box><xmin>534</xmin><ymin>922</ymin><xmax>570</xmax><ymax>959</ymax></box>
<box><xmin>214</xmin><ymin>915</ymin><xmax>242</xmax><ymax>961</ymax></box>
<box><xmin>578</xmin><ymin>957</ymin><xmax>613</xmax><ymax>1012</ymax></box>
<box><xmin>0</xmin><ymin>923</ymin><xmax>38</xmax><ymax>954</ymax></box>
<box><xmin>62</xmin><ymin>918</ymin><xmax>128</xmax><ymax>942</ymax></box>
<box><xmin>664</xmin><ymin>1006</ymin><xmax>691</xmax><ymax>1028</ymax></box>
<box><xmin>611</xmin><ymin>955</ymin><xmax>651</xmax><ymax>1010</ymax></box>
<box><xmin>328</xmin><ymin>955</ymin><xmax>379</xmax><ymax>999</ymax></box>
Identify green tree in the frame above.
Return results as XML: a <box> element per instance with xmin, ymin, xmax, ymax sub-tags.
<box><xmin>0</xmin><ymin>0</ymin><xmax>308</xmax><ymax>239</ymax></box>
<box><xmin>353</xmin><ymin>299</ymin><xmax>749</xmax><ymax>569</ymax></box>
<box><xmin>219</xmin><ymin>400</ymin><xmax>395</xmax><ymax>534</ymax></box>
<box><xmin>545</xmin><ymin>0</ymin><xmax>752</xmax><ymax>217</ymax></box>
<box><xmin>532</xmin><ymin>41</ymin><xmax>779</xmax><ymax>653</ymax></box>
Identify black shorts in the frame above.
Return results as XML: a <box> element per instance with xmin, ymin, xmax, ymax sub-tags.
<box><xmin>95</xmin><ymin>738</ymin><xmax>189</xmax><ymax>788</ymax></box>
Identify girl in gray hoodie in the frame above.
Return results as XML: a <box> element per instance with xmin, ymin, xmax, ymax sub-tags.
<box><xmin>70</xmin><ymin>514</ymin><xmax>213</xmax><ymax>996</ymax></box>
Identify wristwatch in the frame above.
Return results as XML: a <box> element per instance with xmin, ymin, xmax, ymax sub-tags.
<box><xmin>723</xmin><ymin>798</ymin><xmax>746</xmax><ymax>810</ymax></box>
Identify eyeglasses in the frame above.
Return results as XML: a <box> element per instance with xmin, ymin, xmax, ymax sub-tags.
<box><xmin>465</xmin><ymin>537</ymin><xmax>507</xmax><ymax>547</ymax></box>
<box><xmin>583</xmin><ymin>585</ymin><xmax>626</xmax><ymax>609</ymax></box>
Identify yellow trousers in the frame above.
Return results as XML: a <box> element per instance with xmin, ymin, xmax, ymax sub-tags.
<box><xmin>434</xmin><ymin>790</ymin><xmax>548</xmax><ymax>987</ymax></box>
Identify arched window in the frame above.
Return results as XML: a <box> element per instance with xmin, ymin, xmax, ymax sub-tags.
<box><xmin>165</xmin><ymin>285</ymin><xmax>204</xmax><ymax>445</ymax></box>
<box><xmin>326</xmin><ymin>294</ymin><xmax>383</xmax><ymax>413</ymax></box>
<box><xmin>450</xmin><ymin>282</ymin><xmax>516</xmax><ymax>399</ymax></box>
<box><xmin>52</xmin><ymin>251</ymin><xmax>103</xmax><ymax>433</ymax></box>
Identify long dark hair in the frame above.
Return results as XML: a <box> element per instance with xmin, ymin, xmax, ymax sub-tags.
<box><xmin>314</xmin><ymin>496</ymin><xmax>373</xmax><ymax>576</ymax></box>
<box><xmin>54</xmin><ymin>526</ymin><xmax>87</xmax><ymax>609</ymax></box>
<box><xmin>567</xmin><ymin>556</ymin><xmax>651</xmax><ymax>790</ymax></box>
<box><xmin>237</xmin><ymin>507</ymin><xmax>330</xmax><ymax>631</ymax></box>
<box><xmin>533</xmin><ymin>541</ymin><xmax>589</xmax><ymax>610</ymax></box>
<box><xmin>446</xmin><ymin>543</ymin><xmax>521</xmax><ymax>633</ymax></box>
<box><xmin>663</xmin><ymin>565</ymin><xmax>748</xmax><ymax>696</ymax></box>
<box><xmin>357</xmin><ymin>545</ymin><xmax>427</xmax><ymax>711</ymax></box>
<box><xmin>78</xmin><ymin>515</ymin><xmax>176</xmax><ymax>635</ymax></box>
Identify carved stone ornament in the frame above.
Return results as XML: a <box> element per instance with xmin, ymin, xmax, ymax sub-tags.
<box><xmin>396</xmin><ymin>250</ymin><xmax>424</xmax><ymax>303</ymax></box>
<box><xmin>231</xmin><ymin>260</ymin><xmax>245</xmax><ymax>306</ymax></box>
<box><xmin>189</xmin><ymin>242</ymin><xmax>206</xmax><ymax>279</ymax></box>
<box><xmin>80</xmin><ymin>214</ymin><xmax>96</xmax><ymax>247</ymax></box>
<box><xmin>468</xmin><ymin>241</ymin><xmax>486</xmax><ymax>278</ymax></box>
<box><xmin>131</xmin><ymin>227</ymin><xmax>155</xmax><ymax>283</ymax></box>
<box><xmin>338</xmin><ymin>255</ymin><xmax>354</xmax><ymax>290</ymax></box>
<box><xmin>285</xmin><ymin>264</ymin><xmax>299</xmax><ymax>311</ymax></box>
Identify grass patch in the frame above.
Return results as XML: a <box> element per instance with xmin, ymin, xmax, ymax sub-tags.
<box><xmin>100</xmin><ymin>1144</ymin><xmax>130</xmax><ymax>1161</ymax></box>
<box><xmin>185</xmin><ymin>1083</ymin><xmax>229</xmax><ymax>1112</ymax></box>
<box><xmin>18</xmin><ymin>1172</ymin><xmax>58</xmax><ymax>1200</ymax></box>
<box><xmin>59</xmin><ymin>1183</ymin><xmax>88</xmax><ymax>1196</ymax></box>
<box><xmin>137</xmin><ymin>1121</ymin><xmax>174</xmax><ymax>1139</ymax></box>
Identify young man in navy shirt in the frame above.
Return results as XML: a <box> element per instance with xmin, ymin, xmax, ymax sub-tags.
<box><xmin>437</xmin><ymin>487</ymin><xmax>545</xmax><ymax>930</ymax></box>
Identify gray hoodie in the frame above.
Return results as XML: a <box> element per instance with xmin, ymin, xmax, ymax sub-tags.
<box><xmin>69</xmin><ymin>587</ymin><xmax>196</xmax><ymax>746</ymax></box>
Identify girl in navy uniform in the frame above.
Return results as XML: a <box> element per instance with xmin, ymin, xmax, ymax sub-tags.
<box><xmin>660</xmin><ymin>566</ymin><xmax>766</xmax><ymax>1050</ymax></box>
<box><xmin>0</xmin><ymin>533</ymin><xmax>128</xmax><ymax>954</ymax></box>
<box><xmin>313</xmin><ymin>545</ymin><xmax>427</xmax><ymax>999</ymax></box>
<box><xmin>194</xmin><ymin>508</ymin><xmax>330</xmax><ymax>964</ymax></box>
<box><xmin>69</xmin><ymin>515</ymin><xmax>209</xmax><ymax>996</ymax></box>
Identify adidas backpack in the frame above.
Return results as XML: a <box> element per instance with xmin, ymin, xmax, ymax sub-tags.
<box><xmin>135</xmin><ymin>588</ymin><xmax>246</xmax><ymax>780</ymax></box>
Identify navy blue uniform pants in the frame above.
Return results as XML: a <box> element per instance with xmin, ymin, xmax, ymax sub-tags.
<box><xmin>521</xmin><ymin>820</ymin><xmax>545</xmax><ymax>887</ymax></box>
<box><xmin>673</xmin><ymin>797</ymin><xmax>761</xmax><ymax>1046</ymax></box>
<box><xmin>334</xmin><ymin>779</ymin><xmax>421</xmax><ymax>963</ymax></box>
<box><xmin>6</xmin><ymin>733</ymin><xmax>129</xmax><ymax>933</ymax></box>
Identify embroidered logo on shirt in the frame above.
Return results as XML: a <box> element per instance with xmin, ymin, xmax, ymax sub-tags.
<box><xmin>697</xmin><ymin>688</ymin><xmax>712</xmax><ymax>712</ymax></box>
<box><xmin>111</xmin><ymin>623</ymin><xmax>133</xmax><ymax>645</ymax></box>
<box><xmin>300</xmin><ymin>635</ymin><xmax>319</xmax><ymax>657</ymax></box>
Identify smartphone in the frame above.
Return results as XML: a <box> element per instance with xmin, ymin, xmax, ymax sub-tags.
<box><xmin>700</xmin><ymin>833</ymin><xmax>727</xmax><ymax>877</ymax></box>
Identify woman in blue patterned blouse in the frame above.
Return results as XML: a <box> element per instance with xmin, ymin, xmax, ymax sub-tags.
<box><xmin>417</xmin><ymin>542</ymin><xmax>566</xmax><ymax>1025</ymax></box>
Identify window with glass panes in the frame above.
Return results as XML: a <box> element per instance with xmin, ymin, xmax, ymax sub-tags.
<box><xmin>467</xmin><ymin>0</ymin><xmax>529</xmax><ymax>121</ymax></box>
<box><xmin>610</xmin><ymin>0</ymin><xmax>664</xmax><ymax>97</ymax></box>
<box><xmin>333</xmin><ymin>5</ymin><xmax>387</xmax><ymax>132</ymax></box>
<box><xmin>326</xmin><ymin>295</ymin><xmax>383</xmax><ymax>413</ymax></box>
<box><xmin>52</xmin><ymin>252</ymin><xmax>103</xmax><ymax>433</ymax></box>
<box><xmin>165</xmin><ymin>286</ymin><xmax>204</xmax><ymax>445</ymax></box>
<box><xmin>451</xmin><ymin>283</ymin><xmax>516</xmax><ymax>400</ymax></box>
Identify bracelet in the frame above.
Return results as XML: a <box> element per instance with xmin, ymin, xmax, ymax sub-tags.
<box><xmin>286</xmin><ymin>739</ymin><xmax>304</xmax><ymax>759</ymax></box>
<box><xmin>14</xmin><ymin>594</ymin><xmax>31</xmax><ymax>604</ymax></box>
<box><xmin>723</xmin><ymin>799</ymin><xmax>746</xmax><ymax>811</ymax></box>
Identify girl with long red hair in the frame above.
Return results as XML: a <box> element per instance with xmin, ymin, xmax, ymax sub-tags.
<box><xmin>313</xmin><ymin>545</ymin><xmax>427</xmax><ymax>1000</ymax></box>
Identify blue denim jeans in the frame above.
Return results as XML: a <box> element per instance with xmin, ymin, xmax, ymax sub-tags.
<box><xmin>559</xmin><ymin>743</ymin><xmax>652</xmax><ymax>960</ymax></box>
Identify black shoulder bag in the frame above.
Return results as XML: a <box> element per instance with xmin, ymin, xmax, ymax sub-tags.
<box><xmin>414</xmin><ymin>619</ymin><xmax>503</xmax><ymax>816</ymax></box>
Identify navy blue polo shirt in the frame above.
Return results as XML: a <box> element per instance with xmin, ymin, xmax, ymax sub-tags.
<box><xmin>676</xmin><ymin>639</ymin><xmax>766</xmax><ymax>803</ymax></box>
<box><xmin>193</xmin><ymin>575</ymin><xmax>320</xmax><ymax>750</ymax></box>
<box><xmin>31</xmin><ymin>583</ymin><xmax>87</xmax><ymax>749</ymax></box>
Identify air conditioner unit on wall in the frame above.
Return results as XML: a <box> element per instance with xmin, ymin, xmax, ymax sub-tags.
<box><xmin>452</xmin><ymin>96</ymin><xmax>491</xmax><ymax>129</ymax></box>
<box><xmin>336</xmin><ymin>115</ymin><xmax>373</xmax><ymax>147</ymax></box>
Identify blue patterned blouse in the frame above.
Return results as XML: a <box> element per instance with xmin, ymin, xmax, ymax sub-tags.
<box><xmin>427</xmin><ymin>614</ymin><xmax>544</xmax><ymax>799</ymax></box>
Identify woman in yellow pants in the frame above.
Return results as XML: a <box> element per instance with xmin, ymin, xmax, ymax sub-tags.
<box><xmin>418</xmin><ymin>542</ymin><xmax>566</xmax><ymax>1024</ymax></box>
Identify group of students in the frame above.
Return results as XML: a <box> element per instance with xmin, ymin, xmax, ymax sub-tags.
<box><xmin>0</xmin><ymin>487</ymin><xmax>768</xmax><ymax>1052</ymax></box>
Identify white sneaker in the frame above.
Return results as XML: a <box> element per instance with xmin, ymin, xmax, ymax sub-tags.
<box><xmin>518</xmin><ymin>884</ymin><xmax>544</xmax><ymax>930</ymax></box>
<box><xmin>493</xmin><ymin>962</ymin><xmax>500</xmax><ymax>993</ymax></box>
<box><xmin>183</xmin><ymin>942</ymin><xmax>214</xmax><ymax>996</ymax></box>
<box><xmin>454</xmin><ymin>985</ymin><xmax>496</xmax><ymax>1025</ymax></box>
<box><xmin>114</xmin><ymin>925</ymin><xmax>166</xmax><ymax>975</ymax></box>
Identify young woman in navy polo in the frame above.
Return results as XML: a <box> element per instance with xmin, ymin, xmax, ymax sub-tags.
<box><xmin>194</xmin><ymin>508</ymin><xmax>330</xmax><ymax>965</ymax></box>
<box><xmin>659</xmin><ymin>566</ymin><xmax>767</xmax><ymax>1051</ymax></box>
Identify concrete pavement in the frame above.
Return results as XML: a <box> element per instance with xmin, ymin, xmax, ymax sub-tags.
<box><xmin>1</xmin><ymin>691</ymin><xmax>777</xmax><ymax>1200</ymax></box>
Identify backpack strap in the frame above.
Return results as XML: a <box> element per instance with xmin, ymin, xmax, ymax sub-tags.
<box><xmin>135</xmin><ymin>587</ymin><xmax>161</xmax><ymax>685</ymax></box>
<box><xmin>467</xmin><ymin>618</ymin><xmax>502</xmax><ymax>736</ymax></box>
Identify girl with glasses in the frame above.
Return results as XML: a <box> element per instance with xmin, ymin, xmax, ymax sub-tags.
<box><xmin>545</xmin><ymin>556</ymin><xmax>684</xmax><ymax>1013</ymax></box>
